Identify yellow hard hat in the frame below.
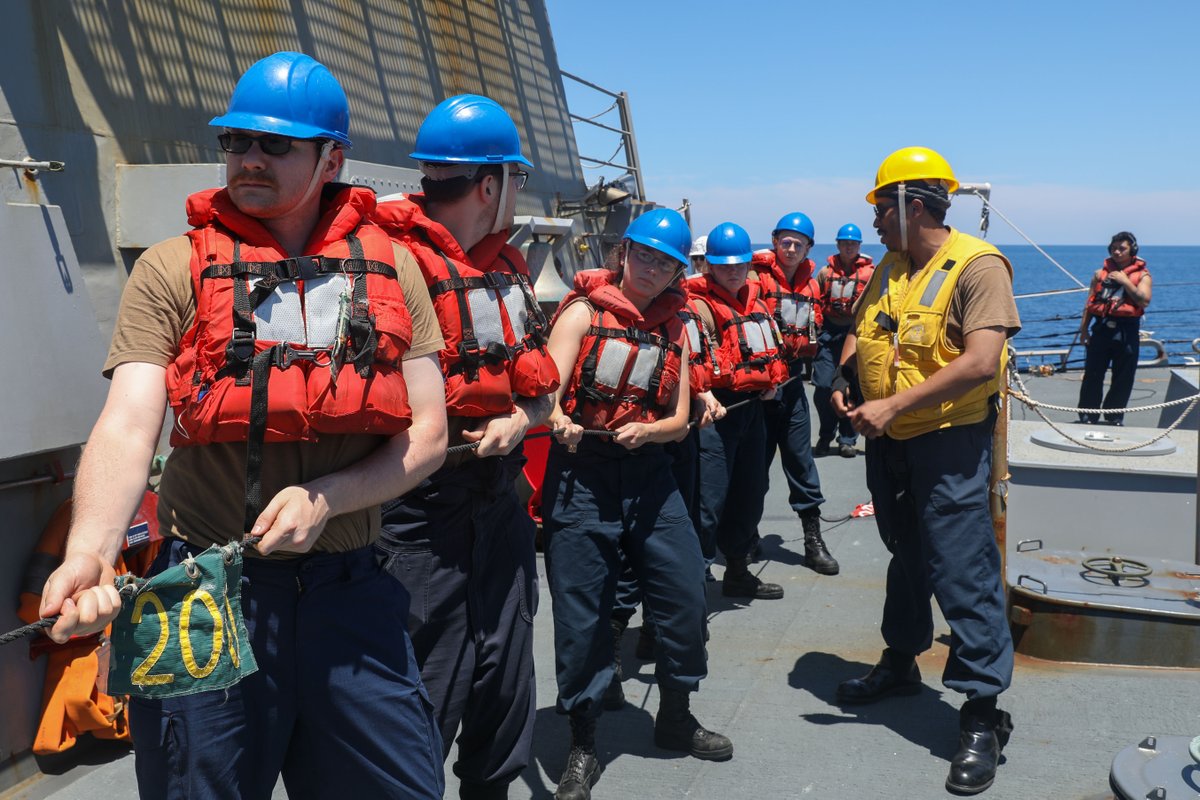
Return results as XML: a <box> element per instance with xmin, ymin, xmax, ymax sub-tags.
<box><xmin>866</xmin><ymin>146</ymin><xmax>959</xmax><ymax>203</ymax></box>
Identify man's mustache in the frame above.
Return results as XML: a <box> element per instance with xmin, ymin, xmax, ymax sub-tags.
<box><xmin>229</xmin><ymin>172</ymin><xmax>276</xmax><ymax>188</ymax></box>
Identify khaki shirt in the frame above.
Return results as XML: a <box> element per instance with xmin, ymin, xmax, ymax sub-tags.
<box><xmin>105</xmin><ymin>235</ymin><xmax>444</xmax><ymax>554</ymax></box>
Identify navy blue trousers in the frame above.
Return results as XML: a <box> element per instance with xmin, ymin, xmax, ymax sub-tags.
<box><xmin>865</xmin><ymin>416</ymin><xmax>1013</xmax><ymax>701</ymax></box>
<box><xmin>698</xmin><ymin>392</ymin><xmax>768</xmax><ymax>561</ymax></box>
<box><xmin>129</xmin><ymin>540</ymin><xmax>444</xmax><ymax>800</ymax></box>
<box><xmin>377</xmin><ymin>453</ymin><xmax>537</xmax><ymax>789</ymax></box>
<box><xmin>812</xmin><ymin>324</ymin><xmax>858</xmax><ymax>447</ymax></box>
<box><xmin>613</xmin><ymin>427</ymin><xmax>703</xmax><ymax>624</ymax></box>
<box><xmin>542</xmin><ymin>439</ymin><xmax>707</xmax><ymax>718</ymax></box>
<box><xmin>763</xmin><ymin>365</ymin><xmax>825</xmax><ymax>517</ymax></box>
<box><xmin>1078</xmin><ymin>317</ymin><xmax>1141</xmax><ymax>424</ymax></box>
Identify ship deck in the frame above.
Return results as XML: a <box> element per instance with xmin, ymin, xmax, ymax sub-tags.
<box><xmin>5</xmin><ymin>367</ymin><xmax>1198</xmax><ymax>800</ymax></box>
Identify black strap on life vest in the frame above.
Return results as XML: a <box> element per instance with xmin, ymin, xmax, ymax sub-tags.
<box><xmin>497</xmin><ymin>251</ymin><xmax>550</xmax><ymax>349</ymax></box>
<box><xmin>574</xmin><ymin>318</ymin><xmax>679</xmax><ymax>413</ymax></box>
<box><xmin>765</xmin><ymin>285</ymin><xmax>816</xmax><ymax>338</ymax></box>
<box><xmin>721</xmin><ymin>312</ymin><xmax>777</xmax><ymax>371</ymax></box>
<box><xmin>678</xmin><ymin>308</ymin><xmax>711</xmax><ymax>367</ymax></box>
<box><xmin>210</xmin><ymin>235</ymin><xmax>392</xmax><ymax>385</ymax></box>
<box><xmin>427</xmin><ymin>247</ymin><xmax>551</xmax><ymax>382</ymax></box>
<box><xmin>432</xmin><ymin>255</ymin><xmax>512</xmax><ymax>381</ymax></box>
<box><xmin>235</xmin><ymin>234</ymin><xmax>376</xmax><ymax>534</ymax></box>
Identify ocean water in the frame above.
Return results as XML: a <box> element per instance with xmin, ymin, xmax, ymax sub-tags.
<box><xmin>802</xmin><ymin>243</ymin><xmax>1200</xmax><ymax>367</ymax></box>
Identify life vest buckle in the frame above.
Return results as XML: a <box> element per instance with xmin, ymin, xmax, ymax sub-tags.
<box><xmin>227</xmin><ymin>331</ymin><xmax>255</xmax><ymax>366</ymax></box>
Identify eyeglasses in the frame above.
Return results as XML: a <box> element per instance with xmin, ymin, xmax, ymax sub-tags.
<box><xmin>510</xmin><ymin>169</ymin><xmax>529</xmax><ymax>190</ymax></box>
<box><xmin>873</xmin><ymin>202</ymin><xmax>897</xmax><ymax>219</ymax></box>
<box><xmin>218</xmin><ymin>132</ymin><xmax>315</xmax><ymax>156</ymax></box>
<box><xmin>630</xmin><ymin>244</ymin><xmax>680</xmax><ymax>272</ymax></box>
<box><xmin>777</xmin><ymin>237</ymin><xmax>809</xmax><ymax>251</ymax></box>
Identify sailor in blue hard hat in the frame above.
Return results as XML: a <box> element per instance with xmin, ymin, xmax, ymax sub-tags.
<box><xmin>40</xmin><ymin>50</ymin><xmax>448</xmax><ymax>798</ymax></box>
<box><xmin>210</xmin><ymin>51</ymin><xmax>353</xmax><ymax>228</ymax></box>
<box><xmin>542</xmin><ymin>209</ymin><xmax>734</xmax><ymax>799</ymax></box>
<box><xmin>812</xmin><ymin>223</ymin><xmax>875</xmax><ymax>458</ymax></box>
<box><xmin>689</xmin><ymin>222</ymin><xmax>790</xmax><ymax>602</ymax></box>
<box><xmin>374</xmin><ymin>92</ymin><xmax>558</xmax><ymax>800</ymax></box>
<box><xmin>409</xmin><ymin>93</ymin><xmax>533</xmax><ymax>238</ymax></box>
<box><xmin>753</xmin><ymin>212</ymin><xmax>838</xmax><ymax>575</ymax></box>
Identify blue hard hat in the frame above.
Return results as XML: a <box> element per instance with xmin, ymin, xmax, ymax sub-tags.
<box><xmin>836</xmin><ymin>223</ymin><xmax>863</xmax><ymax>242</ymax></box>
<box><xmin>773</xmin><ymin>212</ymin><xmax>815</xmax><ymax>242</ymax></box>
<box><xmin>623</xmin><ymin>208</ymin><xmax>692</xmax><ymax>266</ymax></box>
<box><xmin>210</xmin><ymin>52</ymin><xmax>352</xmax><ymax>148</ymax></box>
<box><xmin>705</xmin><ymin>222</ymin><xmax>754</xmax><ymax>265</ymax></box>
<box><xmin>411</xmin><ymin>94</ymin><xmax>533</xmax><ymax>167</ymax></box>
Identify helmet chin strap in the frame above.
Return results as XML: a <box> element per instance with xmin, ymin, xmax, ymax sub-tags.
<box><xmin>898</xmin><ymin>181</ymin><xmax>908</xmax><ymax>253</ymax></box>
<box><xmin>490</xmin><ymin>162</ymin><xmax>511</xmax><ymax>235</ymax></box>
<box><xmin>620</xmin><ymin>241</ymin><xmax>686</xmax><ymax>301</ymax></box>
<box><xmin>284</xmin><ymin>139</ymin><xmax>336</xmax><ymax>219</ymax></box>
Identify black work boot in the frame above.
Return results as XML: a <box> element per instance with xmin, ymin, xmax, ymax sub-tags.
<box><xmin>602</xmin><ymin>618</ymin><xmax>627</xmax><ymax>710</ymax></box>
<box><xmin>555</xmin><ymin>714</ymin><xmax>600</xmax><ymax>800</ymax></box>
<box><xmin>836</xmin><ymin>648</ymin><xmax>922</xmax><ymax>704</ymax></box>
<box><xmin>946</xmin><ymin>700</ymin><xmax>1013</xmax><ymax>795</ymax></box>
<box><xmin>801</xmin><ymin>510</ymin><xmax>839</xmax><ymax>575</ymax></box>
<box><xmin>722</xmin><ymin>557</ymin><xmax>784</xmax><ymax>600</ymax></box>
<box><xmin>459</xmin><ymin>779</ymin><xmax>510</xmax><ymax>800</ymax></box>
<box><xmin>634</xmin><ymin>620</ymin><xmax>657</xmax><ymax>660</ymax></box>
<box><xmin>654</xmin><ymin>688</ymin><xmax>733</xmax><ymax>761</ymax></box>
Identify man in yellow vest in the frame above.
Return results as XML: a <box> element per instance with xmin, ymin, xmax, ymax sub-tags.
<box><xmin>830</xmin><ymin>147</ymin><xmax>1020</xmax><ymax>795</ymax></box>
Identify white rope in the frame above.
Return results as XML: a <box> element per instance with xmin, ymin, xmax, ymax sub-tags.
<box><xmin>1006</xmin><ymin>365</ymin><xmax>1200</xmax><ymax>453</ymax></box>
<box><xmin>973</xmin><ymin>194</ymin><xmax>1085</xmax><ymax>289</ymax></box>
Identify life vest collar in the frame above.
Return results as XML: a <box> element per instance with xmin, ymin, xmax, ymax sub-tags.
<box><xmin>569</xmin><ymin>268</ymin><xmax>686</xmax><ymax>328</ymax></box>
<box><xmin>186</xmin><ymin>183</ymin><xmax>378</xmax><ymax>253</ymax></box>
<box><xmin>373</xmin><ymin>193</ymin><xmax>513</xmax><ymax>270</ymax></box>
<box><xmin>826</xmin><ymin>254</ymin><xmax>874</xmax><ymax>276</ymax></box>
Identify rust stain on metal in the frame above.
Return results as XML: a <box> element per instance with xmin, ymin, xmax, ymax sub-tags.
<box><xmin>21</xmin><ymin>170</ymin><xmax>41</xmax><ymax>203</ymax></box>
<box><xmin>1038</xmin><ymin>554</ymin><xmax>1076</xmax><ymax>565</ymax></box>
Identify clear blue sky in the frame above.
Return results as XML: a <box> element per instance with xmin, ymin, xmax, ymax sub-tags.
<box><xmin>545</xmin><ymin>0</ymin><xmax>1200</xmax><ymax>246</ymax></box>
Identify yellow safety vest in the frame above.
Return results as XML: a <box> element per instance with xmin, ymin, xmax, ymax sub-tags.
<box><xmin>854</xmin><ymin>229</ymin><xmax>1011</xmax><ymax>440</ymax></box>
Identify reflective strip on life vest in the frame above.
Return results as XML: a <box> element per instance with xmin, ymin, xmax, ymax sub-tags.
<box><xmin>627</xmin><ymin>342</ymin><xmax>662</xmax><ymax>391</ymax></box>
<box><xmin>918</xmin><ymin>262</ymin><xmax>954</xmax><ymax>307</ymax></box>
<box><xmin>466</xmin><ymin>283</ymin><xmax>531</xmax><ymax>351</ymax></box>
<box><xmin>592</xmin><ymin>339</ymin><xmax>664</xmax><ymax>392</ymax></box>
<box><xmin>777</xmin><ymin>296</ymin><xmax>812</xmax><ymax>329</ymax></box>
<box><xmin>831</xmin><ymin>277</ymin><xmax>857</xmax><ymax>302</ymax></box>
<box><xmin>742</xmin><ymin>319</ymin><xmax>768</xmax><ymax>352</ymax></box>
<box><xmin>683</xmin><ymin>317</ymin><xmax>703</xmax><ymax>354</ymax></box>
<box><xmin>249</xmin><ymin>272</ymin><xmax>350</xmax><ymax>348</ymax></box>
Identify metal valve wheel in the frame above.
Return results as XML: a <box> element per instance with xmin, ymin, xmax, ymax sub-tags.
<box><xmin>1082</xmin><ymin>555</ymin><xmax>1153</xmax><ymax>580</ymax></box>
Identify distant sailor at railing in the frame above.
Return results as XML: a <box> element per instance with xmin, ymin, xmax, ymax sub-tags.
<box><xmin>36</xmin><ymin>51</ymin><xmax>449</xmax><ymax>799</ymax></box>
<box><xmin>831</xmin><ymin>146</ymin><xmax>1020</xmax><ymax>796</ymax></box>
<box><xmin>1076</xmin><ymin>231</ymin><xmax>1153</xmax><ymax>425</ymax></box>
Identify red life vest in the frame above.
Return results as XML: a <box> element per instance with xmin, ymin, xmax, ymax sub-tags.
<box><xmin>752</xmin><ymin>252</ymin><xmax>823</xmax><ymax>359</ymax></box>
<box><xmin>165</xmin><ymin>185</ymin><xmax>413</xmax><ymax>447</ymax></box>
<box><xmin>689</xmin><ymin>274</ymin><xmax>787</xmax><ymax>393</ymax></box>
<box><xmin>820</xmin><ymin>255</ymin><xmax>875</xmax><ymax>318</ymax></box>
<box><xmin>556</xmin><ymin>269</ymin><xmax>686</xmax><ymax>430</ymax></box>
<box><xmin>1085</xmin><ymin>258</ymin><xmax>1149</xmax><ymax>319</ymax></box>
<box><xmin>373</xmin><ymin>196</ymin><xmax>559</xmax><ymax>416</ymax></box>
<box><xmin>678</xmin><ymin>294</ymin><xmax>718</xmax><ymax>395</ymax></box>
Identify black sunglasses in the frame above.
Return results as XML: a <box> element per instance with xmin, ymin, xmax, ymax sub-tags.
<box><xmin>218</xmin><ymin>132</ymin><xmax>318</xmax><ymax>156</ymax></box>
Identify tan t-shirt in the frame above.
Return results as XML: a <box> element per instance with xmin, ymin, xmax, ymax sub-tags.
<box><xmin>105</xmin><ymin>235</ymin><xmax>444</xmax><ymax>555</ymax></box>
<box><xmin>944</xmin><ymin>253</ymin><xmax>1022</xmax><ymax>349</ymax></box>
